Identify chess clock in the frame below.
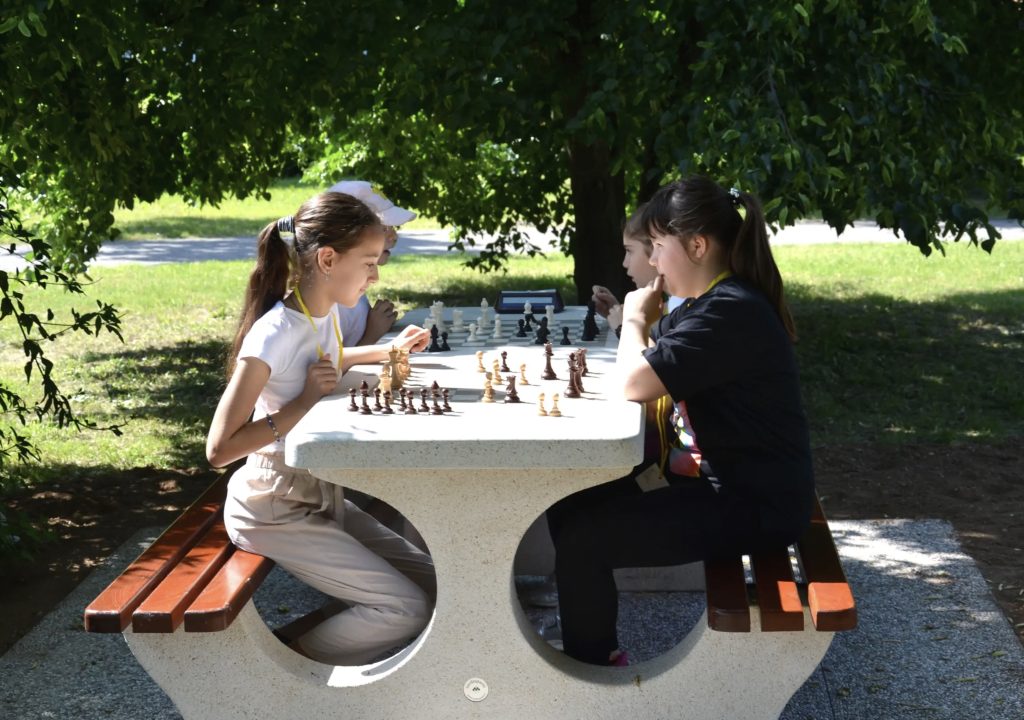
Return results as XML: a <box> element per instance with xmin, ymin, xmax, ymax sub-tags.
<box><xmin>495</xmin><ymin>289</ymin><xmax>565</xmax><ymax>314</ymax></box>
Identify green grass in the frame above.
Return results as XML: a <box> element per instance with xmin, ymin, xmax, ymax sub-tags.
<box><xmin>1</xmin><ymin>243</ymin><xmax>1021</xmax><ymax>490</ymax></box>
<box><xmin>111</xmin><ymin>177</ymin><xmax>442</xmax><ymax>240</ymax></box>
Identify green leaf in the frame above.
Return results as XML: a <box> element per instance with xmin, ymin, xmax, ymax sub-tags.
<box><xmin>17</xmin><ymin>20</ymin><xmax>31</xmax><ymax>37</ymax></box>
<box><xmin>794</xmin><ymin>4</ymin><xmax>810</xmax><ymax>24</ymax></box>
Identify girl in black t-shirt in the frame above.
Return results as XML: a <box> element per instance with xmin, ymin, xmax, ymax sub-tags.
<box><xmin>548</xmin><ymin>176</ymin><xmax>814</xmax><ymax>666</ymax></box>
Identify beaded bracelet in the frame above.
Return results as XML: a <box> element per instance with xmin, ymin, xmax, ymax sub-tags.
<box><xmin>265</xmin><ymin>415</ymin><xmax>281</xmax><ymax>442</ymax></box>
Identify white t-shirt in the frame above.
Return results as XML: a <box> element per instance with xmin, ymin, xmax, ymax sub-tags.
<box><xmin>239</xmin><ymin>300</ymin><xmax>344</xmax><ymax>453</ymax></box>
<box><xmin>337</xmin><ymin>295</ymin><xmax>371</xmax><ymax>346</ymax></box>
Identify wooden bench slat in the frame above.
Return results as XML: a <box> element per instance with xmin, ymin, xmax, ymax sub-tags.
<box><xmin>131</xmin><ymin>520</ymin><xmax>235</xmax><ymax>633</ymax></box>
<box><xmin>84</xmin><ymin>476</ymin><xmax>229</xmax><ymax>633</ymax></box>
<box><xmin>183</xmin><ymin>549</ymin><xmax>275</xmax><ymax>632</ymax></box>
<box><xmin>704</xmin><ymin>554</ymin><xmax>751</xmax><ymax>632</ymax></box>
<box><xmin>795</xmin><ymin>499</ymin><xmax>858</xmax><ymax>631</ymax></box>
<box><xmin>750</xmin><ymin>546</ymin><xmax>804</xmax><ymax>631</ymax></box>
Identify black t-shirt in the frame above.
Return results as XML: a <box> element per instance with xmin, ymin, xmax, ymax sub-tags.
<box><xmin>643</xmin><ymin>277</ymin><xmax>813</xmax><ymax>519</ymax></box>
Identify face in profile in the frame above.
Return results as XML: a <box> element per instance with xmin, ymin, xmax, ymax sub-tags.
<box><xmin>622</xmin><ymin>235</ymin><xmax>658</xmax><ymax>288</ymax></box>
<box><xmin>377</xmin><ymin>226</ymin><xmax>399</xmax><ymax>266</ymax></box>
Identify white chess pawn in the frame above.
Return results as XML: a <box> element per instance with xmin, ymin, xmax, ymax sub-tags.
<box><xmin>545</xmin><ymin>304</ymin><xmax>555</xmax><ymax>327</ymax></box>
<box><xmin>492</xmin><ymin>316</ymin><xmax>503</xmax><ymax>340</ymax></box>
<box><xmin>452</xmin><ymin>309</ymin><xmax>464</xmax><ymax>331</ymax></box>
<box><xmin>524</xmin><ymin>301</ymin><xmax>532</xmax><ymax>316</ymax></box>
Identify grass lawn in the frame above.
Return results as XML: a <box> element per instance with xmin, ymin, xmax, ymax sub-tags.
<box><xmin>1</xmin><ymin>240</ymin><xmax>1021</xmax><ymax>489</ymax></box>
<box><xmin>111</xmin><ymin>178</ymin><xmax>442</xmax><ymax>240</ymax></box>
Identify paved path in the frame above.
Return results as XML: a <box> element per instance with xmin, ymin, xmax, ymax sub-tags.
<box><xmin>2</xmin><ymin>519</ymin><xmax>1022</xmax><ymax>719</ymax></box>
<box><xmin>2</xmin><ymin>220</ymin><xmax>1022</xmax><ymax>272</ymax></box>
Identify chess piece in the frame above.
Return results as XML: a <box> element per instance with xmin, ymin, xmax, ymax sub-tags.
<box><xmin>476</xmin><ymin>350</ymin><xmax>486</xmax><ymax>373</ymax></box>
<box><xmin>537</xmin><ymin>392</ymin><xmax>547</xmax><ymax>416</ymax></box>
<box><xmin>578</xmin><ymin>347</ymin><xmax>589</xmax><ymax>376</ymax></box>
<box><xmin>431</xmin><ymin>395</ymin><xmax>444</xmax><ymax>415</ymax></box>
<box><xmin>581</xmin><ymin>300</ymin><xmax>600</xmax><ymax>341</ymax></box>
<box><xmin>419</xmin><ymin>387</ymin><xmax>431</xmax><ymax>412</ymax></box>
<box><xmin>492</xmin><ymin>316</ymin><xmax>503</xmax><ymax>340</ymax></box>
<box><xmin>398</xmin><ymin>349</ymin><xmax>411</xmax><ymax>381</ymax></box>
<box><xmin>564</xmin><ymin>355</ymin><xmax>581</xmax><ymax>398</ymax></box>
<box><xmin>482</xmin><ymin>378</ymin><xmax>495</xmax><ymax>403</ymax></box>
<box><xmin>374</xmin><ymin>388</ymin><xmax>383</xmax><ymax>411</ymax></box>
<box><xmin>493</xmin><ymin>358</ymin><xmax>501</xmax><ymax>378</ymax></box>
<box><xmin>388</xmin><ymin>348</ymin><xmax>403</xmax><ymax>390</ymax></box>
<box><xmin>549</xmin><ymin>393</ymin><xmax>562</xmax><ymax>417</ymax></box>
<box><xmin>516</xmin><ymin>319</ymin><xmax>528</xmax><ymax>338</ymax></box>
<box><xmin>504</xmin><ymin>375</ymin><xmax>521</xmax><ymax>403</ymax></box>
<box><xmin>348</xmin><ymin>388</ymin><xmax>359</xmax><ymax>412</ymax></box>
<box><xmin>427</xmin><ymin>325</ymin><xmax>442</xmax><ymax>352</ymax></box>
<box><xmin>478</xmin><ymin>298</ymin><xmax>490</xmax><ymax>330</ymax></box>
<box><xmin>560</xmin><ymin>326</ymin><xmax>572</xmax><ymax>345</ymax></box>
<box><xmin>452</xmin><ymin>309</ymin><xmax>464</xmax><ymax>331</ymax></box>
<box><xmin>541</xmin><ymin>343</ymin><xmax>557</xmax><ymax>380</ymax></box>
<box><xmin>403</xmin><ymin>388</ymin><xmax>418</xmax><ymax>414</ymax></box>
<box><xmin>360</xmin><ymin>390</ymin><xmax>373</xmax><ymax>414</ymax></box>
<box><xmin>442</xmin><ymin>388</ymin><xmax>452</xmax><ymax>412</ymax></box>
<box><xmin>500</xmin><ymin>351</ymin><xmax>510</xmax><ymax>373</ymax></box>
<box><xmin>440</xmin><ymin>331</ymin><xmax>451</xmax><ymax>351</ymax></box>
<box><xmin>398</xmin><ymin>388</ymin><xmax>408</xmax><ymax>411</ymax></box>
<box><xmin>545</xmin><ymin>304</ymin><xmax>555</xmax><ymax>327</ymax></box>
<box><xmin>382</xmin><ymin>391</ymin><xmax>394</xmax><ymax>414</ymax></box>
<box><xmin>379</xmin><ymin>363</ymin><xmax>393</xmax><ymax>396</ymax></box>
<box><xmin>466</xmin><ymin>322</ymin><xmax>479</xmax><ymax>344</ymax></box>
<box><xmin>519</xmin><ymin>363</ymin><xmax>530</xmax><ymax>385</ymax></box>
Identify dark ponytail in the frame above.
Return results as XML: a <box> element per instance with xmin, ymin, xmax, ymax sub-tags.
<box><xmin>731</xmin><ymin>191</ymin><xmax>797</xmax><ymax>341</ymax></box>
<box><xmin>226</xmin><ymin>222</ymin><xmax>292</xmax><ymax>377</ymax></box>
<box><xmin>226</xmin><ymin>191</ymin><xmax>382</xmax><ymax>377</ymax></box>
<box><xmin>642</xmin><ymin>176</ymin><xmax>797</xmax><ymax>341</ymax></box>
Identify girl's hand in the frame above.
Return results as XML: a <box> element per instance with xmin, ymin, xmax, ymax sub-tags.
<box><xmin>392</xmin><ymin>324</ymin><xmax>431</xmax><ymax>353</ymax></box>
<box><xmin>591</xmin><ymin>285</ymin><xmax>619</xmax><ymax>317</ymax></box>
<box><xmin>362</xmin><ymin>299</ymin><xmax>398</xmax><ymax>344</ymax></box>
<box><xmin>299</xmin><ymin>354</ymin><xmax>339</xmax><ymax>406</ymax></box>
<box><xmin>607</xmin><ymin>303</ymin><xmax>624</xmax><ymax>331</ymax></box>
<box><xmin>623</xmin><ymin>276</ymin><xmax>664</xmax><ymax>327</ymax></box>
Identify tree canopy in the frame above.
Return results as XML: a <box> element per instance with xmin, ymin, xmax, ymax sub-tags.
<box><xmin>2</xmin><ymin>1</ymin><xmax>1023</xmax><ymax>300</ymax></box>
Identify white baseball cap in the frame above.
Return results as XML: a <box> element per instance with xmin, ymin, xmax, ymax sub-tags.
<box><xmin>328</xmin><ymin>180</ymin><xmax>417</xmax><ymax>227</ymax></box>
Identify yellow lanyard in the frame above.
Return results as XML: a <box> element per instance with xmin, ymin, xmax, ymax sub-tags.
<box><xmin>292</xmin><ymin>286</ymin><xmax>344</xmax><ymax>369</ymax></box>
<box><xmin>655</xmin><ymin>270</ymin><xmax>732</xmax><ymax>476</ymax></box>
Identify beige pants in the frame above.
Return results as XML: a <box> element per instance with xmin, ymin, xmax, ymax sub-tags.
<box><xmin>223</xmin><ymin>453</ymin><xmax>434</xmax><ymax>665</ymax></box>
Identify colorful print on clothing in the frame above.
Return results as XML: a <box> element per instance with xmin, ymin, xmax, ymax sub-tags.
<box><xmin>667</xmin><ymin>400</ymin><xmax>701</xmax><ymax>477</ymax></box>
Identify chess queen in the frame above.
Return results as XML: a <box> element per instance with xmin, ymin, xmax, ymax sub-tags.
<box><xmin>207</xmin><ymin>191</ymin><xmax>435</xmax><ymax>665</ymax></box>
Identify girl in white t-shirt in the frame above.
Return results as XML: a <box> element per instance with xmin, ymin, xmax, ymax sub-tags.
<box><xmin>206</xmin><ymin>191</ymin><xmax>433</xmax><ymax>665</ymax></box>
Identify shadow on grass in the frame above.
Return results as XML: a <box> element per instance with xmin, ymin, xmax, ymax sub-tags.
<box><xmin>116</xmin><ymin>216</ymin><xmax>267</xmax><ymax>240</ymax></box>
<box><xmin>790</xmin><ymin>285</ymin><xmax>1024</xmax><ymax>444</ymax></box>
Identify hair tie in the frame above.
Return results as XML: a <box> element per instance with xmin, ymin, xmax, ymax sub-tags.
<box><xmin>728</xmin><ymin>187</ymin><xmax>742</xmax><ymax>206</ymax></box>
<box><xmin>276</xmin><ymin>215</ymin><xmax>295</xmax><ymax>235</ymax></box>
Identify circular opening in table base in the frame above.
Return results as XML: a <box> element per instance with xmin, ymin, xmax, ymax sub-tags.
<box><xmin>511</xmin><ymin>508</ymin><xmax>705</xmax><ymax>668</ymax></box>
<box><xmin>250</xmin><ymin>487</ymin><xmax>435</xmax><ymax>685</ymax></box>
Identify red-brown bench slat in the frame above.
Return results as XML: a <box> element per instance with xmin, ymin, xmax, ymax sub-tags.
<box><xmin>184</xmin><ymin>548</ymin><xmax>275</xmax><ymax>632</ymax></box>
<box><xmin>84</xmin><ymin>476</ymin><xmax>229</xmax><ymax>633</ymax></box>
<box><xmin>795</xmin><ymin>499</ymin><xmax>857</xmax><ymax>631</ymax></box>
<box><xmin>132</xmin><ymin>519</ymin><xmax>235</xmax><ymax>633</ymax></box>
<box><xmin>704</xmin><ymin>554</ymin><xmax>751</xmax><ymax>632</ymax></box>
<box><xmin>750</xmin><ymin>545</ymin><xmax>804</xmax><ymax>631</ymax></box>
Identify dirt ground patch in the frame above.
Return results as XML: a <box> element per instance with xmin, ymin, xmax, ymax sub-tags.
<box><xmin>2</xmin><ymin>441</ymin><xmax>1021</xmax><ymax>655</ymax></box>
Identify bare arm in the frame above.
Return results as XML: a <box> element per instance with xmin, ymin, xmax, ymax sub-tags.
<box><xmin>205</xmin><ymin>355</ymin><xmax>337</xmax><ymax>468</ymax></box>
<box><xmin>342</xmin><ymin>324</ymin><xmax>430</xmax><ymax>370</ymax></box>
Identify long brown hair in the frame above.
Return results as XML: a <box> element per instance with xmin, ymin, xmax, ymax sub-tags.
<box><xmin>641</xmin><ymin>176</ymin><xmax>797</xmax><ymax>341</ymax></box>
<box><xmin>227</xmin><ymin>191</ymin><xmax>383</xmax><ymax>376</ymax></box>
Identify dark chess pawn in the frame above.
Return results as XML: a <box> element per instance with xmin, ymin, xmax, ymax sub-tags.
<box><xmin>523</xmin><ymin>314</ymin><xmax>533</xmax><ymax>333</ymax></box>
<box><xmin>542</xmin><ymin>342</ymin><xmax>557</xmax><ymax>380</ymax></box>
<box><xmin>403</xmin><ymin>389</ymin><xmax>418</xmax><ymax>414</ymax></box>
<box><xmin>560</xmin><ymin>326</ymin><xmax>572</xmax><ymax>345</ymax></box>
<box><xmin>516</xmin><ymin>319</ymin><xmax>528</xmax><ymax>338</ymax></box>
<box><xmin>373</xmin><ymin>388</ymin><xmax>383</xmax><ymax>411</ymax></box>
<box><xmin>419</xmin><ymin>388</ymin><xmax>431</xmax><ymax>412</ymax></box>
<box><xmin>431</xmin><ymin>395</ymin><xmax>444</xmax><ymax>415</ymax></box>
<box><xmin>440</xmin><ymin>331</ymin><xmax>451</xmax><ymax>351</ymax></box>
<box><xmin>500</xmin><ymin>351</ymin><xmax>511</xmax><ymax>373</ymax></box>
<box><xmin>381</xmin><ymin>391</ymin><xmax>395</xmax><ymax>414</ymax></box>
<box><xmin>581</xmin><ymin>300</ymin><xmax>600</xmax><ymax>341</ymax></box>
<box><xmin>348</xmin><ymin>388</ymin><xmax>359</xmax><ymax>411</ymax></box>
<box><xmin>442</xmin><ymin>388</ymin><xmax>452</xmax><ymax>412</ymax></box>
<box><xmin>360</xmin><ymin>390</ymin><xmax>374</xmax><ymax>414</ymax></box>
<box><xmin>504</xmin><ymin>375</ymin><xmax>521</xmax><ymax>403</ymax></box>
<box><xmin>427</xmin><ymin>325</ymin><xmax>442</xmax><ymax>352</ymax></box>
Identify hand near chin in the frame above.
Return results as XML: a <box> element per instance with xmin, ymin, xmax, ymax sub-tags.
<box><xmin>623</xmin><ymin>276</ymin><xmax>664</xmax><ymax>327</ymax></box>
<box><xmin>363</xmin><ymin>299</ymin><xmax>398</xmax><ymax>344</ymax></box>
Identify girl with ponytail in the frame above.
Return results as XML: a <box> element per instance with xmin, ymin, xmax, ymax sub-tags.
<box><xmin>549</xmin><ymin>176</ymin><xmax>813</xmax><ymax>667</ymax></box>
<box><xmin>207</xmin><ymin>191</ymin><xmax>434</xmax><ymax>666</ymax></box>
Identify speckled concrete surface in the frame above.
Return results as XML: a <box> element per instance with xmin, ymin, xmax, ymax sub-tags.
<box><xmin>2</xmin><ymin>519</ymin><xmax>1021</xmax><ymax>719</ymax></box>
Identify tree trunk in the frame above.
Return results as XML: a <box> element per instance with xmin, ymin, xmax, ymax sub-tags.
<box><xmin>566</xmin><ymin>139</ymin><xmax>627</xmax><ymax>305</ymax></box>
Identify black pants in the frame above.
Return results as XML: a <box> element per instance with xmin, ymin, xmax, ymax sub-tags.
<box><xmin>547</xmin><ymin>470</ymin><xmax>791</xmax><ymax>665</ymax></box>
